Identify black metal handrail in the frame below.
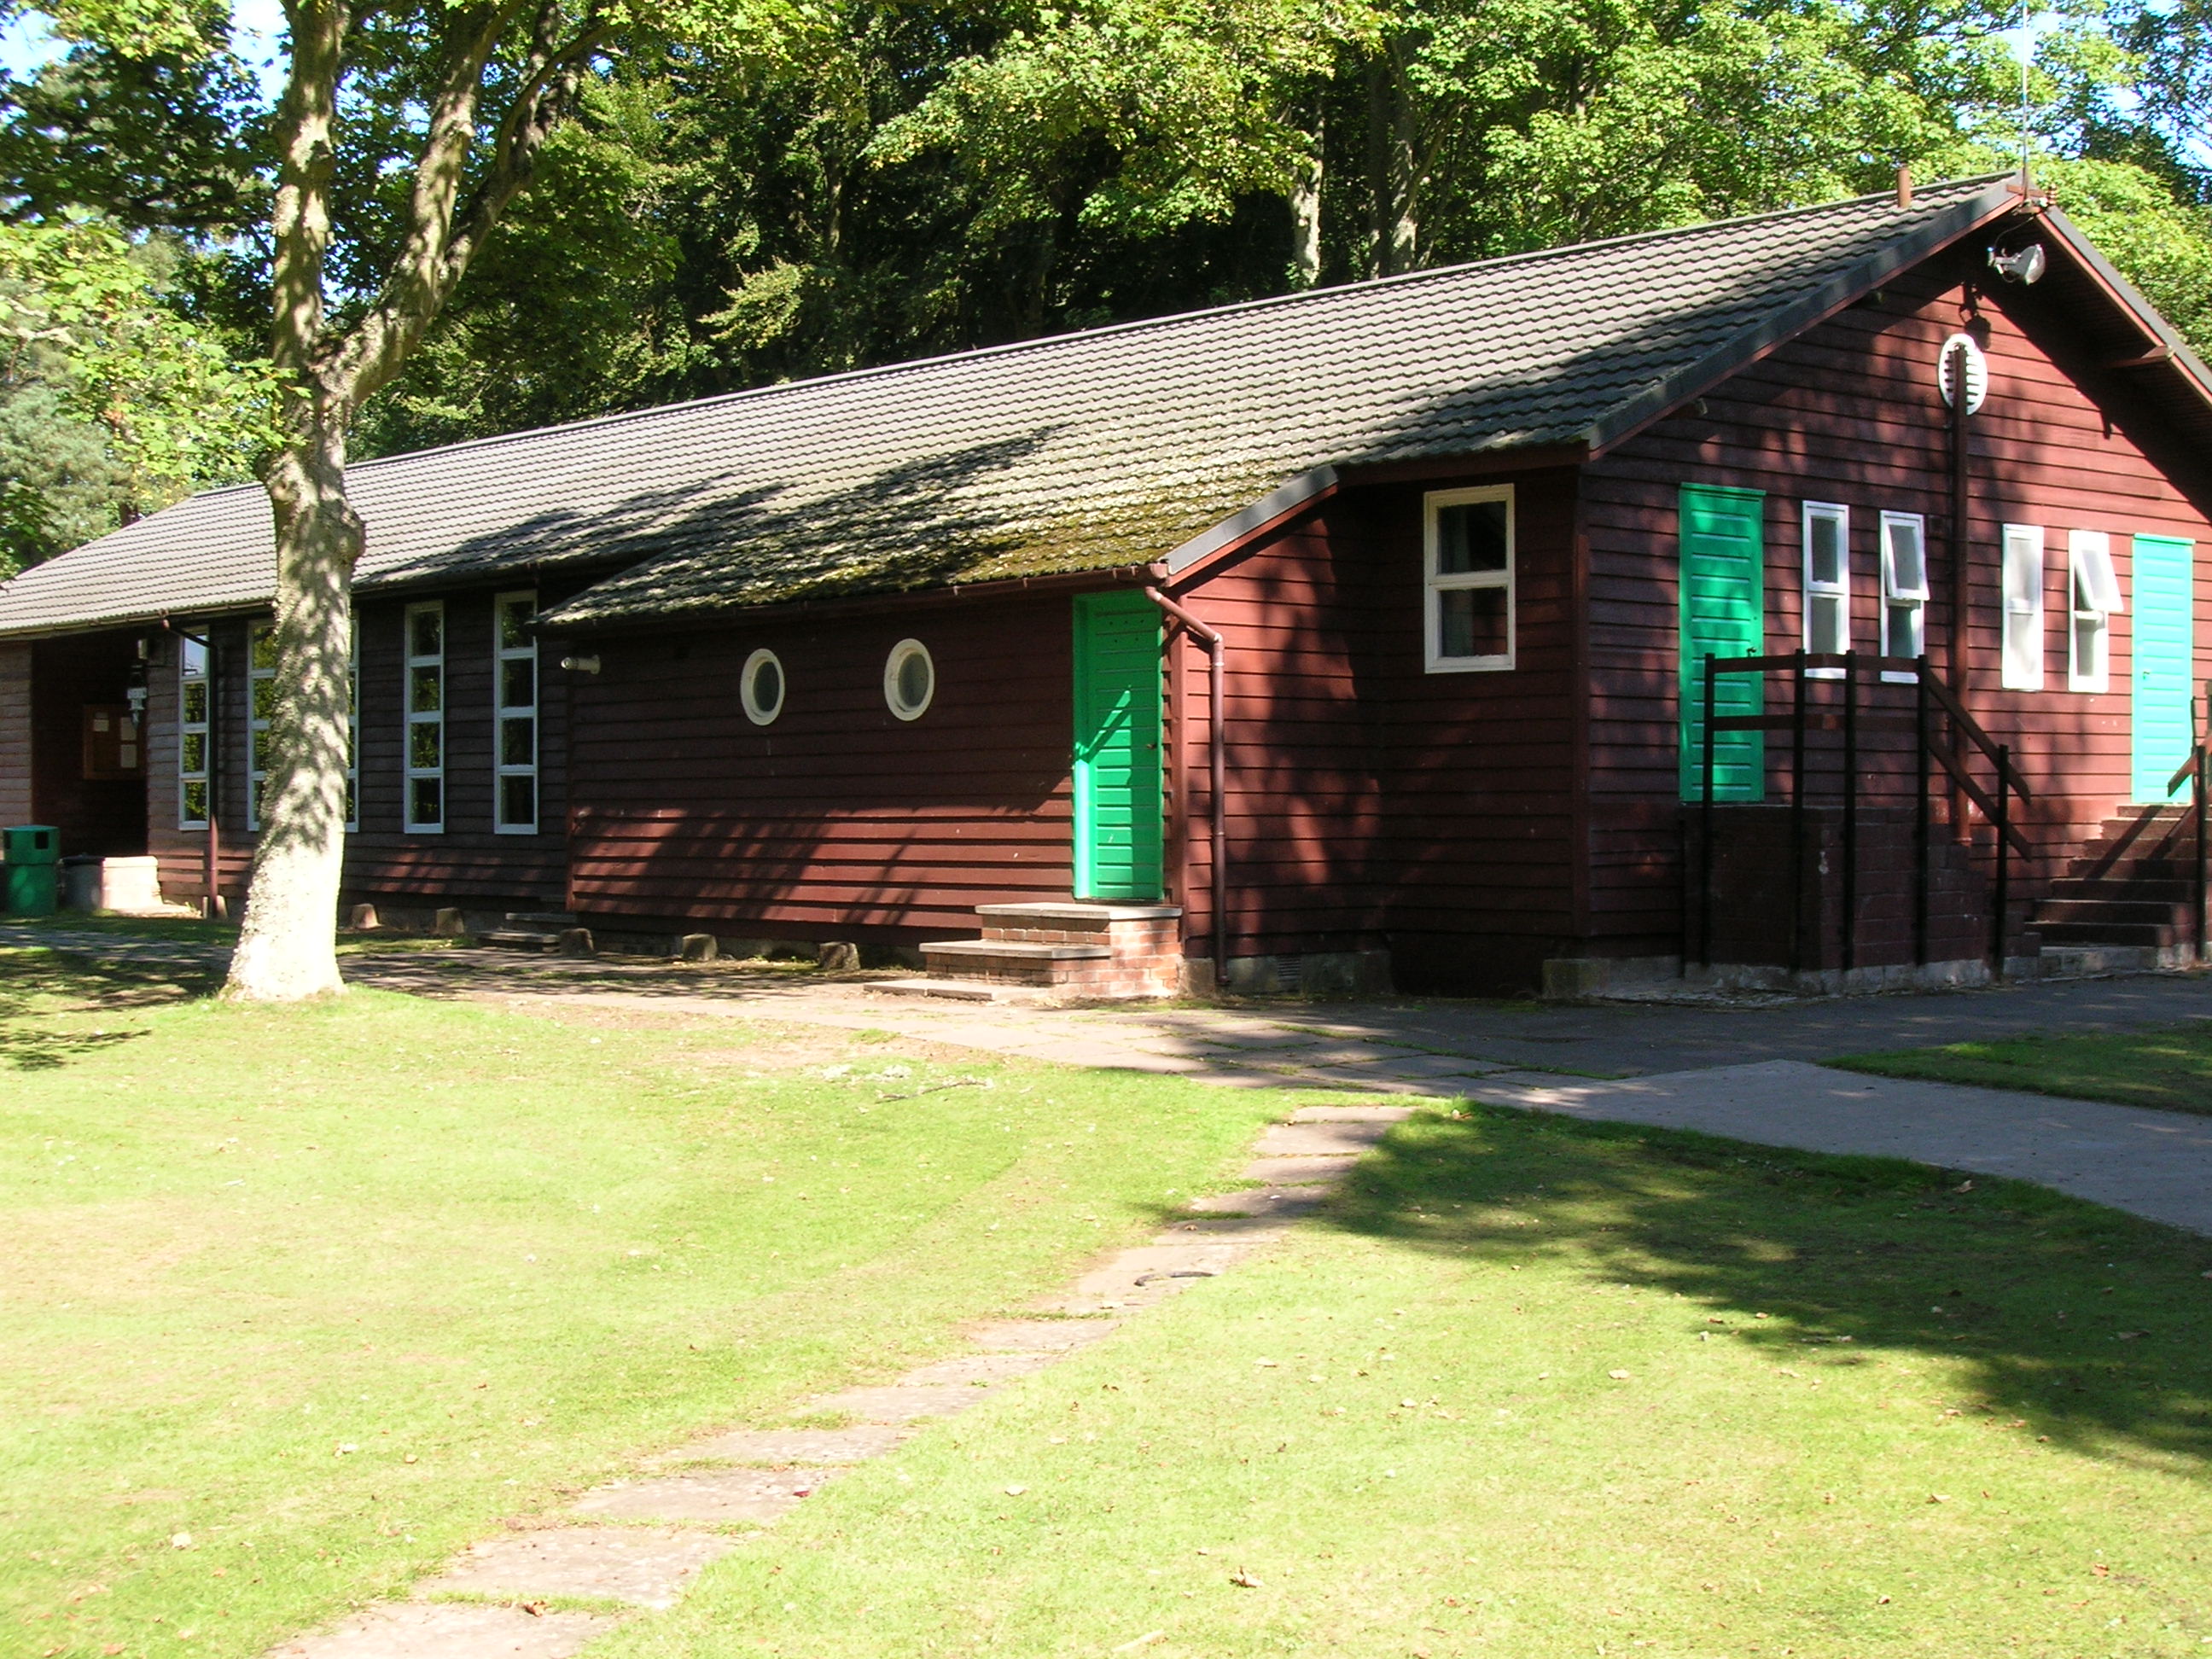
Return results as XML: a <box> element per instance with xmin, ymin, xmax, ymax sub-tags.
<box><xmin>2160</xmin><ymin>678</ymin><xmax>2211</xmax><ymax>963</ymax></box>
<box><xmin>1695</xmin><ymin>651</ymin><xmax>2033</xmax><ymax>976</ymax></box>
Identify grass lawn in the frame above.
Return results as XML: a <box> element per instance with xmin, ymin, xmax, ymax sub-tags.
<box><xmin>1832</xmin><ymin>1021</ymin><xmax>2212</xmax><ymax>1116</ymax></box>
<box><xmin>602</xmin><ymin>1108</ymin><xmax>2212</xmax><ymax>1659</ymax></box>
<box><xmin>0</xmin><ymin>940</ymin><xmax>1285</xmax><ymax>1659</ymax></box>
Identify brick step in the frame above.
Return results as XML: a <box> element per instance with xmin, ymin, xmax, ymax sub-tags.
<box><xmin>2065</xmin><ymin>856</ymin><xmax>2197</xmax><ymax>882</ymax></box>
<box><xmin>864</xmin><ymin>977</ymin><xmax>1053</xmax><ymax>1006</ymax></box>
<box><xmin>919</xmin><ymin>940</ymin><xmax>1112</xmax><ymax>986</ymax></box>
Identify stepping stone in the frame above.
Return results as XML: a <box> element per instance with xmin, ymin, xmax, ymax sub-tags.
<box><xmin>1289</xmin><ymin>1103</ymin><xmax>1418</xmax><ymax>1122</ymax></box>
<box><xmin>1353</xmin><ymin>1052</ymin><xmax>1513</xmax><ymax>1080</ymax></box>
<box><xmin>1149</xmin><ymin>1216</ymin><xmax>1298</xmax><ymax>1245</ymax></box>
<box><xmin>896</xmin><ymin>1350</ymin><xmax>1062</xmax><ymax>1386</ymax></box>
<box><xmin>573</xmin><ymin>1467</ymin><xmax>836</xmax><ymax>1525</ymax></box>
<box><xmin>1071</xmin><ymin>1242</ymin><xmax>1249</xmax><ymax>1300</ymax></box>
<box><xmin>674</xmin><ymin>1424</ymin><xmax>911</xmax><ymax>1465</ymax></box>
<box><xmin>1241</xmin><ymin>1154</ymin><xmax>1362</xmax><ymax>1185</ymax></box>
<box><xmin>804</xmin><ymin>1382</ymin><xmax>989</xmax><ymax>1423</ymax></box>
<box><xmin>417</xmin><ymin>1526</ymin><xmax>734</xmax><ymax>1610</ymax></box>
<box><xmin>967</xmin><ymin>1318</ymin><xmax>1120</xmax><ymax>1352</ymax></box>
<box><xmin>266</xmin><ymin>1601</ymin><xmax>616</xmax><ymax>1659</ymax></box>
<box><xmin>1253</xmin><ymin>1121</ymin><xmax>1395</xmax><ymax>1156</ymax></box>
<box><xmin>1184</xmin><ymin>1187</ymin><xmax>1330</xmax><ymax>1216</ymax></box>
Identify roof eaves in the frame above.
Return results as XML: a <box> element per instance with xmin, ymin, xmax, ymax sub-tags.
<box><xmin>2037</xmin><ymin>203</ymin><xmax>2212</xmax><ymax>413</ymax></box>
<box><xmin>1163</xmin><ymin>466</ymin><xmax>1340</xmax><ymax>577</ymax></box>
<box><xmin>1580</xmin><ymin>181</ymin><xmax>2024</xmax><ymax>457</ymax></box>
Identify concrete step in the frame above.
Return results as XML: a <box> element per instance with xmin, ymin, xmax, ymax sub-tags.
<box><xmin>864</xmin><ymin>977</ymin><xmax>1052</xmax><ymax>1005</ymax></box>
<box><xmin>919</xmin><ymin>939</ymin><xmax>1113</xmax><ymax>986</ymax></box>
<box><xmin>2033</xmin><ymin>898</ymin><xmax>2192</xmax><ymax>927</ymax></box>
<box><xmin>505</xmin><ymin>911</ymin><xmax>578</xmax><ymax>927</ymax></box>
<box><xmin>975</xmin><ymin>900</ymin><xmax>1181</xmax><ymax>929</ymax></box>
<box><xmin>2034</xmin><ymin>920</ymin><xmax>2182</xmax><ymax>947</ymax></box>
<box><xmin>482</xmin><ymin>928</ymin><xmax>563</xmax><ymax>952</ymax></box>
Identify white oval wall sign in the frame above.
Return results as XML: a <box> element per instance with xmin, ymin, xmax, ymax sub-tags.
<box><xmin>1937</xmin><ymin>333</ymin><xmax>1988</xmax><ymax>414</ymax></box>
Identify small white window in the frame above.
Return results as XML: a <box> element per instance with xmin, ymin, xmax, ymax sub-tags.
<box><xmin>742</xmin><ymin>648</ymin><xmax>785</xmax><ymax>725</ymax></box>
<box><xmin>493</xmin><ymin>591</ymin><xmax>538</xmax><ymax>833</ymax></box>
<box><xmin>1879</xmin><ymin>512</ymin><xmax>1930</xmax><ymax>680</ymax></box>
<box><xmin>2069</xmin><ymin>529</ymin><xmax>2122</xmax><ymax>692</ymax></box>
<box><xmin>2000</xmin><ymin>524</ymin><xmax>2046</xmax><ymax>691</ymax></box>
<box><xmin>247</xmin><ymin>622</ymin><xmax>276</xmax><ymax>830</ymax></box>
<box><xmin>1424</xmin><ymin>485</ymin><xmax>1515</xmax><ymax>672</ymax></box>
<box><xmin>404</xmin><ymin>601</ymin><xmax>445</xmax><ymax>833</ymax></box>
<box><xmin>1802</xmin><ymin>502</ymin><xmax>1849</xmax><ymax>673</ymax></box>
<box><xmin>884</xmin><ymin>638</ymin><xmax>934</xmax><ymax>720</ymax></box>
<box><xmin>178</xmin><ymin>634</ymin><xmax>209</xmax><ymax>828</ymax></box>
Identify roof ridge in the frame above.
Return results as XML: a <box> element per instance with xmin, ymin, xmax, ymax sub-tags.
<box><xmin>342</xmin><ymin>173</ymin><xmax>2016</xmax><ymax>477</ymax></box>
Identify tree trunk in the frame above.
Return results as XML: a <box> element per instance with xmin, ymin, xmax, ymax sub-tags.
<box><xmin>1289</xmin><ymin>109</ymin><xmax>1324</xmax><ymax>288</ymax></box>
<box><xmin>225</xmin><ymin>396</ymin><xmax>360</xmax><ymax>1000</ymax></box>
<box><xmin>1364</xmin><ymin>41</ymin><xmax>1419</xmax><ymax>276</ymax></box>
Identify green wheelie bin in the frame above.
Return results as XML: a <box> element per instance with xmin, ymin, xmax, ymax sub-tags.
<box><xmin>3</xmin><ymin>824</ymin><xmax>59</xmax><ymax>917</ymax></box>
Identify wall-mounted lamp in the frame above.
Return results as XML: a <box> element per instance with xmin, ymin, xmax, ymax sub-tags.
<box><xmin>1988</xmin><ymin>242</ymin><xmax>2046</xmax><ymax>285</ymax></box>
<box><xmin>560</xmin><ymin>654</ymin><xmax>601</xmax><ymax>674</ymax></box>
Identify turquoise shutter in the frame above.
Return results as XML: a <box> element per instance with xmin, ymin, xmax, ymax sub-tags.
<box><xmin>2130</xmin><ymin>534</ymin><xmax>2196</xmax><ymax>800</ymax></box>
<box><xmin>1679</xmin><ymin>484</ymin><xmax>1767</xmax><ymax>802</ymax></box>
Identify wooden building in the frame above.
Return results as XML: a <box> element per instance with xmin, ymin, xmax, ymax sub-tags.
<box><xmin>3</xmin><ymin>173</ymin><xmax>2209</xmax><ymax>996</ymax></box>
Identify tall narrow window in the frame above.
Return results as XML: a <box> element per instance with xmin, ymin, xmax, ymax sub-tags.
<box><xmin>2000</xmin><ymin>524</ymin><xmax>2046</xmax><ymax>691</ymax></box>
<box><xmin>1879</xmin><ymin>511</ymin><xmax>1930</xmax><ymax>679</ymax></box>
<box><xmin>404</xmin><ymin>601</ymin><xmax>445</xmax><ymax>833</ymax></box>
<box><xmin>493</xmin><ymin>591</ymin><xmax>538</xmax><ymax>832</ymax></box>
<box><xmin>1802</xmin><ymin>502</ymin><xmax>1850</xmax><ymax>672</ymax></box>
<box><xmin>247</xmin><ymin>622</ymin><xmax>276</xmax><ymax>829</ymax></box>
<box><xmin>178</xmin><ymin>634</ymin><xmax>209</xmax><ymax>828</ymax></box>
<box><xmin>1424</xmin><ymin>484</ymin><xmax>1515</xmax><ymax>672</ymax></box>
<box><xmin>344</xmin><ymin>621</ymin><xmax>359</xmax><ymax>832</ymax></box>
<box><xmin>2069</xmin><ymin>529</ymin><xmax>2122</xmax><ymax>692</ymax></box>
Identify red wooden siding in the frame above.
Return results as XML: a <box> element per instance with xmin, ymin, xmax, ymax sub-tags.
<box><xmin>562</xmin><ymin>592</ymin><xmax>1081</xmax><ymax>940</ymax></box>
<box><xmin>1170</xmin><ymin>465</ymin><xmax>1581</xmax><ymax>990</ymax></box>
<box><xmin>0</xmin><ymin>642</ymin><xmax>32</xmax><ymax>828</ymax></box>
<box><xmin>1581</xmin><ymin>245</ymin><xmax>2212</xmax><ymax>961</ymax></box>
<box><xmin>143</xmin><ymin>586</ymin><xmax>574</xmax><ymax>913</ymax></box>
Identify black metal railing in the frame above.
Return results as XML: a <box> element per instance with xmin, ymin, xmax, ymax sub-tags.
<box><xmin>1694</xmin><ymin>651</ymin><xmax>2034</xmax><ymax>976</ymax></box>
<box><xmin>2160</xmin><ymin>679</ymin><xmax>2211</xmax><ymax>963</ymax></box>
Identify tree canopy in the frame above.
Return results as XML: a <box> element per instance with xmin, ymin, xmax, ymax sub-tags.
<box><xmin>2</xmin><ymin>0</ymin><xmax>2209</xmax><ymax>557</ymax></box>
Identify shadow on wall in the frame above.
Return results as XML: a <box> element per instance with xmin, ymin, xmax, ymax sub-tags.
<box><xmin>1328</xmin><ymin>1106</ymin><xmax>2212</xmax><ymax>1469</ymax></box>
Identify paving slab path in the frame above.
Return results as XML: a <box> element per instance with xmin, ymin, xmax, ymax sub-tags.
<box><xmin>263</xmin><ymin>1103</ymin><xmax>1409</xmax><ymax>1657</ymax></box>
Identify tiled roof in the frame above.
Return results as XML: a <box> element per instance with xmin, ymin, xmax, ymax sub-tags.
<box><xmin>0</xmin><ymin>177</ymin><xmax>2019</xmax><ymax>637</ymax></box>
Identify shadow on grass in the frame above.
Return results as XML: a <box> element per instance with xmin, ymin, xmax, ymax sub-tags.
<box><xmin>1326</xmin><ymin>1105</ymin><xmax>2212</xmax><ymax>1470</ymax></box>
<box><xmin>0</xmin><ymin>946</ymin><xmax>209</xmax><ymax>1070</ymax></box>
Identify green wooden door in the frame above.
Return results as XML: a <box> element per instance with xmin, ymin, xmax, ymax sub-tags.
<box><xmin>1679</xmin><ymin>483</ymin><xmax>1767</xmax><ymax>802</ymax></box>
<box><xmin>1072</xmin><ymin>590</ymin><xmax>1164</xmax><ymax>899</ymax></box>
<box><xmin>2130</xmin><ymin>533</ymin><xmax>2196</xmax><ymax>800</ymax></box>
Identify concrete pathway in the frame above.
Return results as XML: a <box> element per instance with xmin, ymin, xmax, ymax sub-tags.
<box><xmin>265</xmin><ymin>1104</ymin><xmax>1404</xmax><ymax>1658</ymax></box>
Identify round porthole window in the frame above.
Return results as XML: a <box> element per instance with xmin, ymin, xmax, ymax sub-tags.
<box><xmin>741</xmin><ymin>648</ymin><xmax>784</xmax><ymax>725</ymax></box>
<box><xmin>883</xmin><ymin>637</ymin><xmax>934</xmax><ymax>721</ymax></box>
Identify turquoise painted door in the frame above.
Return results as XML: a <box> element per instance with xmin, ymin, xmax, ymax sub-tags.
<box><xmin>1072</xmin><ymin>591</ymin><xmax>1164</xmax><ymax>899</ymax></box>
<box><xmin>2131</xmin><ymin>533</ymin><xmax>2197</xmax><ymax>800</ymax></box>
<box><xmin>1679</xmin><ymin>483</ymin><xmax>1767</xmax><ymax>802</ymax></box>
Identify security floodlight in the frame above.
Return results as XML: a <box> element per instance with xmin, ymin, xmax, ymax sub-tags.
<box><xmin>1988</xmin><ymin>242</ymin><xmax>2046</xmax><ymax>285</ymax></box>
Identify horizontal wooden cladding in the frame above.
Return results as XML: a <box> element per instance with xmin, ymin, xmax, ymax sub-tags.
<box><xmin>1578</xmin><ymin>254</ymin><xmax>2212</xmax><ymax>946</ymax></box>
<box><xmin>1169</xmin><ymin>471</ymin><xmax>1581</xmax><ymax>961</ymax></box>
<box><xmin>567</xmin><ymin>594</ymin><xmax>1078</xmax><ymax>934</ymax></box>
<box><xmin>0</xmin><ymin>642</ymin><xmax>33</xmax><ymax>826</ymax></box>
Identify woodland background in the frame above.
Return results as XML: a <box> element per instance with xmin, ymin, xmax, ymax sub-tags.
<box><xmin>1</xmin><ymin>0</ymin><xmax>2208</xmax><ymax>578</ymax></box>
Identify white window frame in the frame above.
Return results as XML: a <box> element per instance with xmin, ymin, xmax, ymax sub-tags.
<box><xmin>1801</xmin><ymin>501</ymin><xmax>1850</xmax><ymax>675</ymax></box>
<box><xmin>178</xmin><ymin>634</ymin><xmax>210</xmax><ymax>829</ymax></box>
<box><xmin>344</xmin><ymin>621</ymin><xmax>358</xmax><ymax>833</ymax></box>
<box><xmin>247</xmin><ymin>621</ymin><xmax>276</xmax><ymax>830</ymax></box>
<box><xmin>1878</xmin><ymin>511</ymin><xmax>1930</xmax><ymax>682</ymax></box>
<box><xmin>492</xmin><ymin>591</ymin><xmax>538</xmax><ymax>834</ymax></box>
<box><xmin>1423</xmin><ymin>483</ymin><xmax>1516</xmax><ymax>672</ymax></box>
<box><xmin>2069</xmin><ymin>529</ymin><xmax>2122</xmax><ymax>693</ymax></box>
<box><xmin>403</xmin><ymin>600</ymin><xmax>446</xmax><ymax>834</ymax></box>
<box><xmin>2000</xmin><ymin>523</ymin><xmax>2046</xmax><ymax>692</ymax></box>
<box><xmin>883</xmin><ymin>637</ymin><xmax>934</xmax><ymax>721</ymax></box>
<box><xmin>741</xmin><ymin>647</ymin><xmax>785</xmax><ymax>726</ymax></box>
